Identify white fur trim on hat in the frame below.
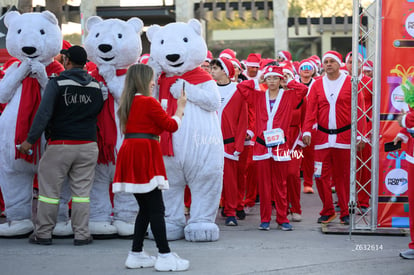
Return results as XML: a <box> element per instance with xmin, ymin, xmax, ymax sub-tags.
<box><xmin>217</xmin><ymin>58</ymin><xmax>230</xmax><ymax>77</ymax></box>
<box><xmin>322</xmin><ymin>53</ymin><xmax>342</xmax><ymax>65</ymax></box>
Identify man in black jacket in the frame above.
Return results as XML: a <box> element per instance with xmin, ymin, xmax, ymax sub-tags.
<box><xmin>19</xmin><ymin>45</ymin><xmax>104</xmax><ymax>245</ymax></box>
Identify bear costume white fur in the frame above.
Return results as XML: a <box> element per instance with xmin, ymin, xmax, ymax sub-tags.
<box><xmin>0</xmin><ymin>11</ymin><xmax>64</xmax><ymax>236</ymax></box>
<box><xmin>146</xmin><ymin>19</ymin><xmax>224</xmax><ymax>242</ymax></box>
<box><xmin>84</xmin><ymin>16</ymin><xmax>143</xmax><ymax>236</ymax></box>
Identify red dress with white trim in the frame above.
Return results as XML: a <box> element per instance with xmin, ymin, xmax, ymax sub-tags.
<box><xmin>112</xmin><ymin>94</ymin><xmax>179</xmax><ymax>194</ymax></box>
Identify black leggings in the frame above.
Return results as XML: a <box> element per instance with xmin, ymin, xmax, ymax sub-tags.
<box><xmin>132</xmin><ymin>189</ymin><xmax>170</xmax><ymax>254</ymax></box>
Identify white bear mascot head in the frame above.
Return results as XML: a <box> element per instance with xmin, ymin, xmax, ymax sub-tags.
<box><xmin>84</xmin><ymin>16</ymin><xmax>143</xmax><ymax>70</ymax></box>
<box><xmin>5</xmin><ymin>11</ymin><xmax>62</xmax><ymax>64</ymax></box>
<box><xmin>146</xmin><ymin>19</ymin><xmax>207</xmax><ymax>76</ymax></box>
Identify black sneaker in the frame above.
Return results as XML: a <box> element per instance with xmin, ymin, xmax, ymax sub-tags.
<box><xmin>317</xmin><ymin>213</ymin><xmax>337</xmax><ymax>224</ymax></box>
<box><xmin>225</xmin><ymin>216</ymin><xmax>238</xmax><ymax>226</ymax></box>
<box><xmin>340</xmin><ymin>215</ymin><xmax>350</xmax><ymax>225</ymax></box>
<box><xmin>236</xmin><ymin>210</ymin><xmax>246</xmax><ymax>220</ymax></box>
<box><xmin>28</xmin><ymin>233</ymin><xmax>52</xmax><ymax>245</ymax></box>
<box><xmin>74</xmin><ymin>235</ymin><xmax>93</xmax><ymax>246</ymax></box>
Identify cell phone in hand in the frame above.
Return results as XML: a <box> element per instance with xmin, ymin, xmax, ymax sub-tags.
<box><xmin>384</xmin><ymin>141</ymin><xmax>401</xmax><ymax>152</ymax></box>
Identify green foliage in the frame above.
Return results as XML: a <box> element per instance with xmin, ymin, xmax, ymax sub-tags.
<box><xmin>402</xmin><ymin>80</ymin><xmax>414</xmax><ymax>108</ymax></box>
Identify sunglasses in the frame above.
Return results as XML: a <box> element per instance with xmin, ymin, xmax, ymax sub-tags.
<box><xmin>300</xmin><ymin>65</ymin><xmax>313</xmax><ymax>71</ymax></box>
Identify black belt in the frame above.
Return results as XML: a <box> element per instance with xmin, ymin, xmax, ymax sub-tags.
<box><xmin>223</xmin><ymin>137</ymin><xmax>235</xmax><ymax>144</ymax></box>
<box><xmin>124</xmin><ymin>133</ymin><xmax>160</xmax><ymax>141</ymax></box>
<box><xmin>256</xmin><ymin>136</ymin><xmax>286</xmax><ymax>148</ymax></box>
<box><xmin>317</xmin><ymin>124</ymin><xmax>351</xmax><ymax>135</ymax></box>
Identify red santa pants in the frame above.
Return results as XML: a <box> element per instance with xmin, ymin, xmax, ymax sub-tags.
<box><xmin>302</xmin><ymin>144</ymin><xmax>315</xmax><ymax>188</ymax></box>
<box><xmin>236</xmin><ymin>147</ymin><xmax>249</xmax><ymax>211</ymax></box>
<box><xmin>222</xmin><ymin>158</ymin><xmax>239</xmax><ymax>217</ymax></box>
<box><xmin>242</xmin><ymin>146</ymin><xmax>257</xmax><ymax>208</ymax></box>
<box><xmin>255</xmin><ymin>158</ymin><xmax>289</xmax><ymax>224</ymax></box>
<box><xmin>287</xmin><ymin>146</ymin><xmax>303</xmax><ymax>214</ymax></box>
<box><xmin>314</xmin><ymin>148</ymin><xmax>350</xmax><ymax>218</ymax></box>
<box><xmin>357</xmin><ymin>143</ymin><xmax>371</xmax><ymax>208</ymax></box>
<box><xmin>407</xmin><ymin>161</ymin><xmax>414</xmax><ymax>249</ymax></box>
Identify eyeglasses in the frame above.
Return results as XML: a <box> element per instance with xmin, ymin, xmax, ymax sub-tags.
<box><xmin>300</xmin><ymin>65</ymin><xmax>313</xmax><ymax>71</ymax></box>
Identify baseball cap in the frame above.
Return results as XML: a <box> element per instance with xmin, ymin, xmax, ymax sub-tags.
<box><xmin>60</xmin><ymin>45</ymin><xmax>87</xmax><ymax>65</ymax></box>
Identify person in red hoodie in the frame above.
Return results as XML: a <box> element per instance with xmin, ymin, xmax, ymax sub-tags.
<box><xmin>302</xmin><ymin>51</ymin><xmax>366</xmax><ymax>225</ymax></box>
<box><xmin>211</xmin><ymin>57</ymin><xmax>248</xmax><ymax>226</ymax></box>
<box><xmin>237</xmin><ymin>65</ymin><xmax>307</xmax><ymax>231</ymax></box>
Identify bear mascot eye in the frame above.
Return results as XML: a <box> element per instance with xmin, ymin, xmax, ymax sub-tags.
<box><xmin>95</xmin><ymin>32</ymin><xmax>100</xmax><ymax>38</ymax></box>
<box><xmin>161</xmin><ymin>39</ymin><xmax>164</xmax><ymax>45</ymax></box>
<box><xmin>118</xmin><ymin>33</ymin><xmax>122</xmax><ymax>39</ymax></box>
<box><xmin>17</xmin><ymin>29</ymin><xmax>21</xmax><ymax>34</ymax></box>
<box><xmin>40</xmin><ymin>29</ymin><xmax>45</xmax><ymax>35</ymax></box>
<box><xmin>183</xmin><ymin>37</ymin><xmax>188</xmax><ymax>43</ymax></box>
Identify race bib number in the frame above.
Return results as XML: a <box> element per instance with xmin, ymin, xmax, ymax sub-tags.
<box><xmin>263</xmin><ymin>128</ymin><xmax>285</xmax><ymax>147</ymax></box>
<box><xmin>314</xmin><ymin>161</ymin><xmax>322</xmax><ymax>178</ymax></box>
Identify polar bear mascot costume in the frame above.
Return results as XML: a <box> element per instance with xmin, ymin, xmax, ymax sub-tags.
<box><xmin>84</xmin><ymin>16</ymin><xmax>143</xmax><ymax>237</ymax></box>
<box><xmin>0</xmin><ymin>11</ymin><xmax>64</xmax><ymax>236</ymax></box>
<box><xmin>146</xmin><ymin>19</ymin><xmax>224</xmax><ymax>242</ymax></box>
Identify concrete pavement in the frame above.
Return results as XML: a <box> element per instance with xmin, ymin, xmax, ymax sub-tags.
<box><xmin>0</xmin><ymin>188</ymin><xmax>413</xmax><ymax>275</ymax></box>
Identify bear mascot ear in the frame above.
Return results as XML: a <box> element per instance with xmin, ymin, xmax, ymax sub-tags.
<box><xmin>86</xmin><ymin>16</ymin><xmax>103</xmax><ymax>32</ymax></box>
<box><xmin>187</xmin><ymin>19</ymin><xmax>202</xmax><ymax>36</ymax></box>
<box><xmin>146</xmin><ymin>24</ymin><xmax>161</xmax><ymax>43</ymax></box>
<box><xmin>41</xmin><ymin>10</ymin><xmax>58</xmax><ymax>25</ymax></box>
<box><xmin>4</xmin><ymin>11</ymin><xmax>20</xmax><ymax>29</ymax></box>
<box><xmin>127</xmin><ymin>17</ymin><xmax>144</xmax><ymax>34</ymax></box>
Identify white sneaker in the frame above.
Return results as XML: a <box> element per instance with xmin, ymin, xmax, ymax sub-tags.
<box><xmin>0</xmin><ymin>219</ymin><xmax>33</xmax><ymax>236</ymax></box>
<box><xmin>291</xmin><ymin>213</ymin><xmax>302</xmax><ymax>222</ymax></box>
<box><xmin>125</xmin><ymin>250</ymin><xmax>156</xmax><ymax>268</ymax></box>
<box><xmin>53</xmin><ymin>220</ymin><xmax>73</xmax><ymax>236</ymax></box>
<box><xmin>155</xmin><ymin>252</ymin><xmax>190</xmax><ymax>272</ymax></box>
<box><xmin>244</xmin><ymin>206</ymin><xmax>254</xmax><ymax>215</ymax></box>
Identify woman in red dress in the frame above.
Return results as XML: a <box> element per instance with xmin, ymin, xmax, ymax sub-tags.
<box><xmin>113</xmin><ymin>64</ymin><xmax>189</xmax><ymax>271</ymax></box>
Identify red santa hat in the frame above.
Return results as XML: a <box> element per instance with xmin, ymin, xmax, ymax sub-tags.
<box><xmin>260</xmin><ymin>58</ymin><xmax>276</xmax><ymax>70</ymax></box>
<box><xmin>230</xmin><ymin>58</ymin><xmax>243</xmax><ymax>72</ymax></box>
<box><xmin>298</xmin><ymin>59</ymin><xmax>315</xmax><ymax>73</ymax></box>
<box><xmin>310</xmin><ymin>55</ymin><xmax>321</xmax><ymax>67</ymax></box>
<box><xmin>217</xmin><ymin>57</ymin><xmax>235</xmax><ymax>79</ymax></box>
<box><xmin>278</xmin><ymin>50</ymin><xmax>292</xmax><ymax>61</ymax></box>
<box><xmin>263</xmin><ymin>65</ymin><xmax>284</xmax><ymax>79</ymax></box>
<box><xmin>363</xmin><ymin>60</ymin><xmax>373</xmax><ymax>71</ymax></box>
<box><xmin>279</xmin><ymin>61</ymin><xmax>295</xmax><ymax>78</ymax></box>
<box><xmin>345</xmin><ymin>51</ymin><xmax>364</xmax><ymax>64</ymax></box>
<box><xmin>206</xmin><ymin>50</ymin><xmax>213</xmax><ymax>62</ymax></box>
<box><xmin>322</xmin><ymin>50</ymin><xmax>342</xmax><ymax>65</ymax></box>
<box><xmin>139</xmin><ymin>54</ymin><xmax>150</xmax><ymax>64</ymax></box>
<box><xmin>219</xmin><ymin>48</ymin><xmax>236</xmax><ymax>60</ymax></box>
<box><xmin>62</xmin><ymin>40</ymin><xmax>72</xmax><ymax>50</ymax></box>
<box><xmin>245</xmin><ymin>53</ymin><xmax>261</xmax><ymax>67</ymax></box>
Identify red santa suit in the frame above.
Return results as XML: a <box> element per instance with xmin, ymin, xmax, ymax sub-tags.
<box><xmin>287</xmin><ymin>96</ymin><xmax>307</xmax><ymax>215</ymax></box>
<box><xmin>112</xmin><ymin>94</ymin><xmax>180</xmax><ymax>193</ymax></box>
<box><xmin>300</xmin><ymin>78</ymin><xmax>316</xmax><ymax>190</ymax></box>
<box><xmin>239</xmin><ymin>101</ymin><xmax>257</xmax><ymax>210</ymax></box>
<box><xmin>357</xmin><ymin>74</ymin><xmax>373</xmax><ymax>209</ymax></box>
<box><xmin>303</xmin><ymin>72</ymin><xmax>366</xmax><ymax>220</ymax></box>
<box><xmin>237</xmin><ymin>76</ymin><xmax>307</xmax><ymax>225</ymax></box>
<box><xmin>218</xmin><ymin>82</ymin><xmax>248</xmax><ymax>217</ymax></box>
<box><xmin>396</xmin><ymin>108</ymin><xmax>414</xmax><ymax>250</ymax></box>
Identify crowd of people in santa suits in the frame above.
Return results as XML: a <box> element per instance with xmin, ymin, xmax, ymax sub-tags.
<box><xmin>176</xmin><ymin>47</ymin><xmax>375</xmax><ymax>231</ymax></box>
<box><xmin>0</xmin><ymin>46</ymin><xmax>376</xmax><ymax>230</ymax></box>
